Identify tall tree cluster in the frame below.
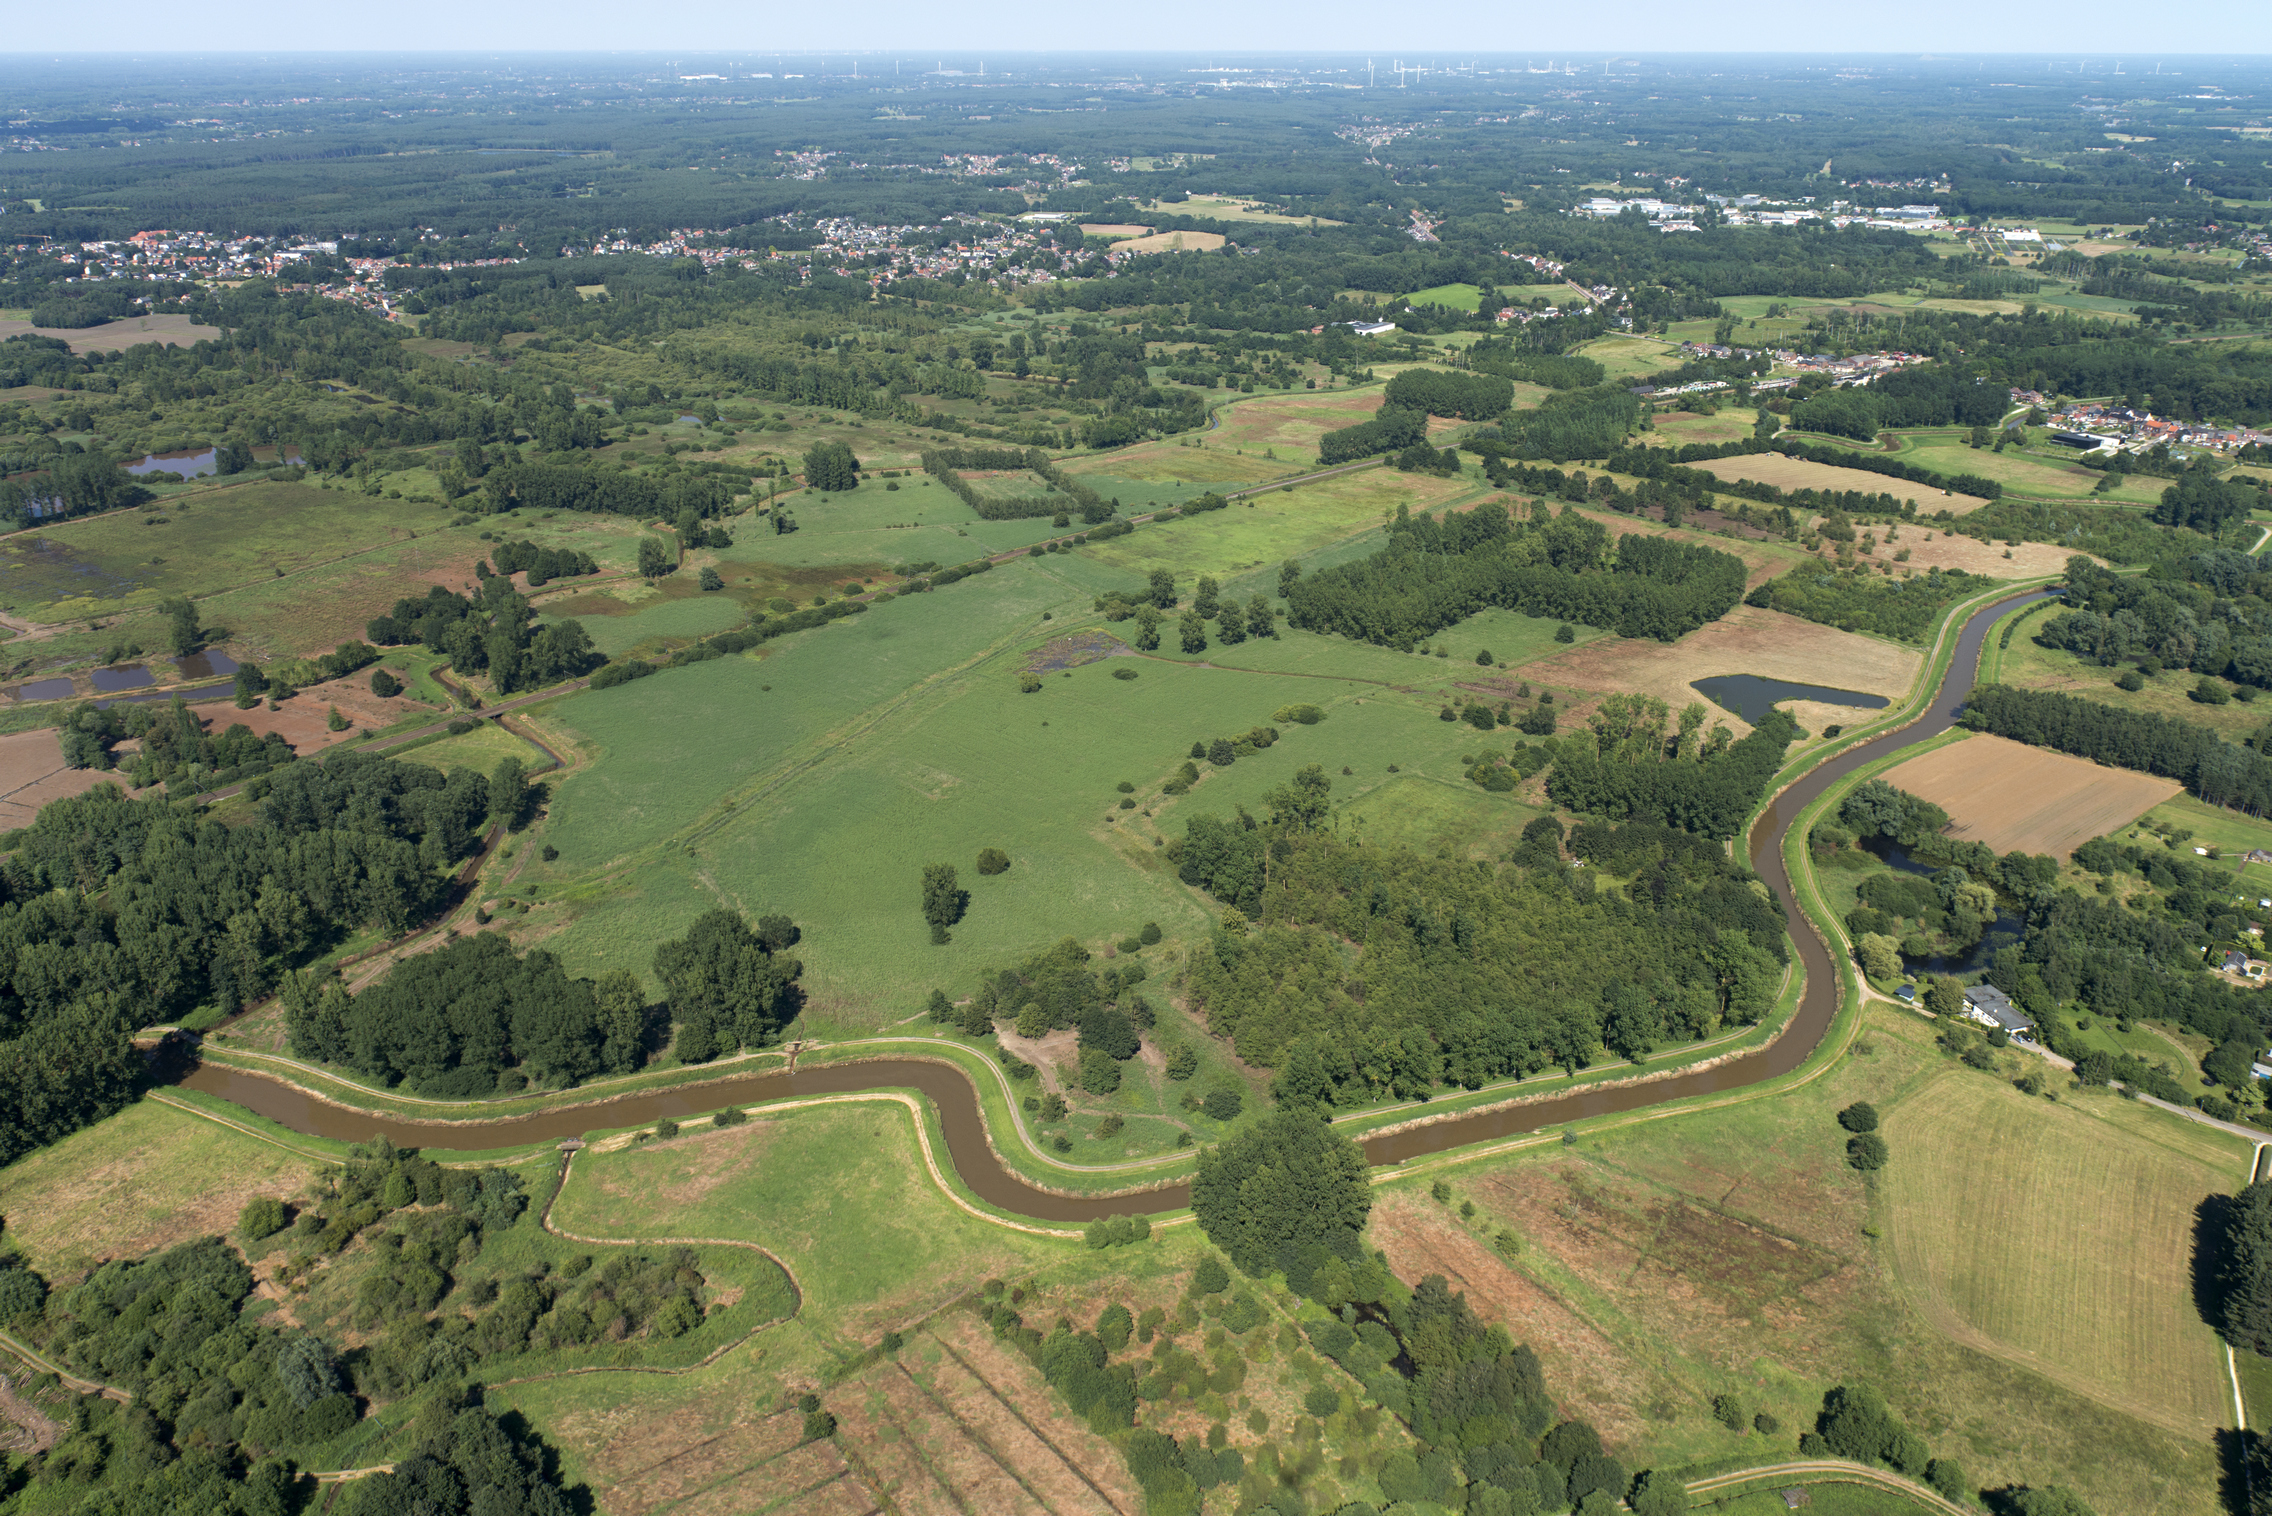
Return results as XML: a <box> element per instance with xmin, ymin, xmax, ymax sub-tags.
<box><xmin>1285</xmin><ymin>500</ymin><xmax>1746</xmax><ymax>648</ymax></box>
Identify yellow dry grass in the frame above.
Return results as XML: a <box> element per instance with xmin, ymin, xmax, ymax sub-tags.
<box><xmin>0</xmin><ymin>313</ymin><xmax>221</xmax><ymax>353</ymax></box>
<box><xmin>1875</xmin><ymin>732</ymin><xmax>2178</xmax><ymax>858</ymax></box>
<box><xmin>1518</xmin><ymin>603</ymin><xmax>1922</xmax><ymax>739</ymax></box>
<box><xmin>1698</xmin><ymin>454</ymin><xmax>1991</xmax><ymax>515</ymax></box>
<box><xmin>0</xmin><ymin>1099</ymin><xmax>317</xmax><ymax>1280</ymax></box>
<box><xmin>1077</xmin><ymin>223</ymin><xmax>1152</xmax><ymax>239</ymax></box>
<box><xmin>1110</xmin><ymin>230</ymin><xmax>1227</xmax><ymax>256</ymax></box>
<box><xmin>1881</xmin><ymin>1068</ymin><xmax>2241</xmax><ymax>1438</ymax></box>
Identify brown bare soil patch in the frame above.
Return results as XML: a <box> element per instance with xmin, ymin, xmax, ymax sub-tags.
<box><xmin>769</xmin><ymin>1477</ymin><xmax>880</xmax><ymax>1516</ymax></box>
<box><xmin>594</xmin><ymin>1411</ymin><xmax>810</xmax><ymax>1516</ymax></box>
<box><xmin>1876</xmin><ymin>732</ymin><xmax>2178</xmax><ymax>858</ymax></box>
<box><xmin>996</xmin><ymin>1027</ymin><xmax>1079</xmax><ymax>1096</ymax></box>
<box><xmin>1079</xmin><ymin>223</ymin><xmax>1153</xmax><ymax>239</ymax></box>
<box><xmin>1697</xmin><ymin>454</ymin><xmax>1990</xmax><ymax>515</ymax></box>
<box><xmin>668</xmin><ymin>1441</ymin><xmax>851</xmax><ymax>1516</ymax></box>
<box><xmin>0</xmin><ymin>727</ymin><xmax>119</xmax><ymax>830</ymax></box>
<box><xmin>0</xmin><ymin>313</ymin><xmax>221</xmax><ymax>353</ymax></box>
<box><xmin>212</xmin><ymin>669</ymin><xmax>439</xmax><ymax>753</ymax></box>
<box><xmin>1518</xmin><ymin>603</ymin><xmax>1921</xmax><ymax>739</ymax></box>
<box><xmin>839</xmin><ymin>1364</ymin><xmax>1045</xmax><ymax>1516</ymax></box>
<box><xmin>1371</xmin><ymin>1194</ymin><xmax>1659</xmax><ymax>1448</ymax></box>
<box><xmin>923</xmin><ymin>1313</ymin><xmax>1141</xmax><ymax>1512</ymax></box>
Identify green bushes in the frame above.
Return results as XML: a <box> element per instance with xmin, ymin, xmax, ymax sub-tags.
<box><xmin>239</xmin><ymin>1196</ymin><xmax>290</xmax><ymax>1241</ymax></box>
<box><xmin>1745</xmin><ymin>564</ymin><xmax>1993</xmax><ymax>643</ymax></box>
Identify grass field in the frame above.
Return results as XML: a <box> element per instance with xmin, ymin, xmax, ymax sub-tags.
<box><xmin>526</xmin><ymin>559</ymin><xmax>1516</xmax><ymax>1029</ymax></box>
<box><xmin>1641</xmin><ymin>408</ymin><xmax>1758</xmax><ymax>448</ymax></box>
<box><xmin>1396</xmin><ymin>1003</ymin><xmax>2243</xmax><ymax>1514</ymax></box>
<box><xmin>391</xmin><ymin>717</ymin><xmax>557</xmax><ymax>777</ymax></box>
<box><xmin>1993</xmin><ymin>632</ymin><xmax>2272</xmax><ymax>744</ymax></box>
<box><xmin>1874</xmin><ymin>731</ymin><xmax>2179</xmax><ymax>858</ymax></box>
<box><xmin>1573</xmin><ymin>334</ymin><xmax>1680</xmax><ymax>380</ymax></box>
<box><xmin>0</xmin><ymin>1098</ymin><xmax>318</xmax><ymax>1281</ymax></box>
<box><xmin>1880</xmin><ymin>1065</ymin><xmax>2244</xmax><ymax>1440</ymax></box>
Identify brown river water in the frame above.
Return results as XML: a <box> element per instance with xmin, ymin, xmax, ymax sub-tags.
<box><xmin>181</xmin><ymin>591</ymin><xmax>2049</xmax><ymax>1222</ymax></box>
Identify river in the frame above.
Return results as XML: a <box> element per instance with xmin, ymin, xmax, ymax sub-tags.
<box><xmin>180</xmin><ymin>590</ymin><xmax>2052</xmax><ymax>1222</ymax></box>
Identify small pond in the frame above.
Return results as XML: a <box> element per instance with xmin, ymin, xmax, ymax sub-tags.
<box><xmin>94</xmin><ymin>680</ymin><xmax>232</xmax><ymax>710</ymax></box>
<box><xmin>15</xmin><ymin>677</ymin><xmax>74</xmax><ymax>702</ymax></box>
<box><xmin>90</xmin><ymin>665</ymin><xmax>154</xmax><ymax>692</ymax></box>
<box><xmin>174</xmin><ymin>650</ymin><xmax>240</xmax><ymax>680</ymax></box>
<box><xmin>125</xmin><ymin>446</ymin><xmax>302</xmax><ymax>480</ymax></box>
<box><xmin>1868</xmin><ymin>838</ymin><xmax>2027</xmax><ymax>978</ymax></box>
<box><xmin>1693</xmin><ymin>674</ymin><xmax>1891</xmax><ymax>725</ymax></box>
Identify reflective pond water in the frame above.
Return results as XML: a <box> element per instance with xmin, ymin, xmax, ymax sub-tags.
<box><xmin>90</xmin><ymin>665</ymin><xmax>153</xmax><ymax>692</ymax></box>
<box><xmin>1692</xmin><ymin>674</ymin><xmax>1891</xmax><ymax>724</ymax></box>
<box><xmin>1867</xmin><ymin>839</ymin><xmax>2027</xmax><ymax>977</ymax></box>
<box><xmin>125</xmin><ymin>447</ymin><xmax>303</xmax><ymax>480</ymax></box>
<box><xmin>14</xmin><ymin>677</ymin><xmax>74</xmax><ymax>701</ymax></box>
<box><xmin>174</xmin><ymin>650</ymin><xmax>240</xmax><ymax>680</ymax></box>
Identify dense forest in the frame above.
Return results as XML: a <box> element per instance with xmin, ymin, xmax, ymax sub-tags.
<box><xmin>0</xmin><ymin>749</ymin><xmax>508</xmax><ymax>1166</ymax></box>
<box><xmin>2040</xmin><ymin>550</ymin><xmax>2272</xmax><ymax>690</ymax></box>
<box><xmin>1285</xmin><ymin>501</ymin><xmax>1746</xmax><ymax>647</ymax></box>
<box><xmin>1174</xmin><ymin>773</ymin><xmax>1787</xmax><ymax>1091</ymax></box>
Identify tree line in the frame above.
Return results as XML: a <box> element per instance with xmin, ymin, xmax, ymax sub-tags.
<box><xmin>1745</xmin><ymin>564</ymin><xmax>1993</xmax><ymax>643</ymax></box>
<box><xmin>1962</xmin><ymin>681</ymin><xmax>2272</xmax><ymax>815</ymax></box>
<box><xmin>1284</xmin><ymin>499</ymin><xmax>1747</xmax><ymax>648</ymax></box>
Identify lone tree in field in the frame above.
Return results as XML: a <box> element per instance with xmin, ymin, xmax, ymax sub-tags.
<box><xmin>637</xmin><ymin>537</ymin><xmax>672</xmax><ymax>578</ymax></box>
<box><xmin>1838</xmin><ymin>1102</ymin><xmax>1880</xmax><ymax>1134</ymax></box>
<box><xmin>1180</xmin><ymin>610</ymin><xmax>1208</xmax><ymax>655</ymax></box>
<box><xmin>652</xmin><ymin>909</ymin><xmax>805</xmax><ymax>1064</ymax></box>
<box><xmin>802</xmin><ymin>440</ymin><xmax>860</xmax><ymax>491</ymax></box>
<box><xmin>976</xmin><ymin>847</ymin><xmax>1010</xmax><ymax>876</ymax></box>
<box><xmin>370</xmin><ymin>668</ymin><xmax>403</xmax><ymax>698</ymax></box>
<box><xmin>1191</xmin><ymin>1110</ymin><xmax>1371</xmax><ymax>1276</ymax></box>
<box><xmin>921</xmin><ymin>863</ymin><xmax>965</xmax><ymax>944</ymax></box>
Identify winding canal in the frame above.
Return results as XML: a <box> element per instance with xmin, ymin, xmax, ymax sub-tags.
<box><xmin>181</xmin><ymin>591</ymin><xmax>2052</xmax><ymax>1222</ymax></box>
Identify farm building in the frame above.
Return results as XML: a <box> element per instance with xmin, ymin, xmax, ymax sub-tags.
<box><xmin>1961</xmin><ymin>984</ymin><xmax>2033</xmax><ymax>1040</ymax></box>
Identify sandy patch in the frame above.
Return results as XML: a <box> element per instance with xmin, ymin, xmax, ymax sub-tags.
<box><xmin>0</xmin><ymin>727</ymin><xmax>121</xmax><ymax>830</ymax></box>
<box><xmin>1515</xmin><ymin>603</ymin><xmax>1922</xmax><ymax>740</ymax></box>
<box><xmin>1698</xmin><ymin>454</ymin><xmax>1991</xmax><ymax>515</ymax></box>
<box><xmin>1875</xmin><ymin>731</ymin><xmax>2179</xmax><ymax>858</ymax></box>
<box><xmin>1890</xmin><ymin>531</ymin><xmax>2078</xmax><ymax>579</ymax></box>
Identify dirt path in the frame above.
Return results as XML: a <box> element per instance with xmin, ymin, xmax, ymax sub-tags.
<box><xmin>1686</xmin><ymin>1458</ymin><xmax>1971</xmax><ymax>1515</ymax></box>
<box><xmin>0</xmin><ymin>1371</ymin><xmax>65</xmax><ymax>1454</ymax></box>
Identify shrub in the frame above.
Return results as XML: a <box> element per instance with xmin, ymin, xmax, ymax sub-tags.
<box><xmin>713</xmin><ymin>1106</ymin><xmax>747</xmax><ymax>1128</ymax></box>
<box><xmin>653</xmin><ymin>1119</ymin><xmax>679</xmax><ymax>1139</ymax></box>
<box><xmin>1098</xmin><ymin>1303</ymin><xmax>1134</xmax><ymax>1351</ymax></box>
<box><xmin>1554</xmin><ymin>623</ymin><xmax>1576</xmax><ymax>643</ymax></box>
<box><xmin>976</xmin><ymin>846</ymin><xmax>1010</xmax><ymax>875</ymax></box>
<box><xmin>238</xmin><ymin>1197</ymin><xmax>289</xmax><ymax>1241</ymax></box>
<box><xmin>1203</xmin><ymin>1086</ymin><xmax>1243</xmax><ymax>1120</ymax></box>
<box><xmin>1191</xmin><ymin>1254</ymin><xmax>1230</xmax><ymax>1295</ymax></box>
<box><xmin>1111</xmin><ymin>666</ymin><xmax>1138</xmax><ymax>680</ymax></box>
<box><xmin>370</xmin><ymin>669</ymin><xmax>403</xmax><ymax>698</ymax></box>
<box><xmin>1271</xmin><ymin>703</ymin><xmax>1325</xmax><ymax>725</ymax></box>
<box><xmin>1018</xmin><ymin>671</ymin><xmax>1043</xmax><ymax>693</ymax></box>
<box><xmin>1140</xmin><ymin>921</ymin><xmax>1162</xmax><ymax>945</ymax></box>
<box><xmin>801</xmin><ymin>1408</ymin><xmax>838</xmax><ymax>1441</ymax></box>
<box><xmin>1079</xmin><ymin>1046</ymin><xmax>1124</xmax><ymax>1095</ymax></box>
<box><xmin>1754</xmin><ymin>1411</ymin><xmax>1781</xmax><ymax>1436</ymax></box>
<box><xmin>2116</xmin><ymin>667</ymin><xmax>2146</xmax><ymax>691</ymax></box>
<box><xmin>1837</xmin><ymin>1101</ymin><xmax>1880</xmax><ymax>1133</ymax></box>
<box><xmin>1847</xmin><ymin>1131</ymin><xmax>1889</xmax><ymax>1171</ymax></box>
<box><xmin>1476</xmin><ymin>649</ymin><xmax>1494</xmax><ymax>665</ymax></box>
<box><xmin>1303</xmin><ymin>1384</ymin><xmax>1341</xmax><ymax>1418</ymax></box>
<box><xmin>1713</xmin><ymin>1392</ymin><xmax>1747</xmax><ymax>1431</ymax></box>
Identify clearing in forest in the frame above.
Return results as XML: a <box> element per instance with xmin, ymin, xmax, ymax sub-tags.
<box><xmin>1874</xmin><ymin>732</ymin><xmax>2177</xmax><ymax>858</ymax></box>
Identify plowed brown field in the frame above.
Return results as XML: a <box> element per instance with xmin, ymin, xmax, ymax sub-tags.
<box><xmin>1875</xmin><ymin>732</ymin><xmax>2178</xmax><ymax>858</ymax></box>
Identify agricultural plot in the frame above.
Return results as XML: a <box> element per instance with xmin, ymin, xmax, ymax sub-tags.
<box><xmin>1639</xmin><ymin>409</ymin><xmax>1758</xmax><ymax>448</ymax></box>
<box><xmin>1571</xmin><ymin>334</ymin><xmax>1679</xmax><ymax>381</ymax></box>
<box><xmin>0</xmin><ymin>726</ymin><xmax>117</xmax><ymax>831</ymax></box>
<box><xmin>538</xmin><ymin>585</ymin><xmax>750</xmax><ymax>659</ymax></box>
<box><xmin>1411</xmin><ymin>1005</ymin><xmax>2237</xmax><ymax>1514</ymax></box>
<box><xmin>1695</xmin><ymin>454</ymin><xmax>1991</xmax><ymax>515</ymax></box>
<box><xmin>1880</xmin><ymin>1067</ymin><xmax>2244</xmax><ymax>1439</ymax></box>
<box><xmin>1874</xmin><ymin>732</ymin><xmax>2178</xmax><ymax>858</ymax></box>
<box><xmin>1108</xmin><ymin>229</ymin><xmax>1226</xmax><ymax>256</ymax></box>
<box><xmin>1518</xmin><ymin>603</ymin><xmax>1920</xmax><ymax>740</ymax></box>
<box><xmin>732</xmin><ymin>475</ymin><xmax>1064</xmax><ymax>568</ymax></box>
<box><xmin>0</xmin><ymin>313</ymin><xmax>220</xmax><ymax>352</ymax></box>
<box><xmin>1194</xmin><ymin>388</ymin><xmax>1404</xmax><ymax>459</ymax></box>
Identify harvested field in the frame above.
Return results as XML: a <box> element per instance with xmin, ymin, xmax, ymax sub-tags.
<box><xmin>0</xmin><ymin>727</ymin><xmax>120</xmax><ymax>830</ymax></box>
<box><xmin>1873</xmin><ymin>532</ymin><xmax>2078</xmax><ymax>579</ymax></box>
<box><xmin>592</xmin><ymin>1409</ymin><xmax>870</xmax><ymax>1516</ymax></box>
<box><xmin>1882</xmin><ymin>1068</ymin><xmax>2239</xmax><ymax>1437</ymax></box>
<box><xmin>1111</xmin><ymin>230</ymin><xmax>1226</xmax><ymax>256</ymax></box>
<box><xmin>1697</xmin><ymin>454</ymin><xmax>1990</xmax><ymax>515</ymax></box>
<box><xmin>1202</xmin><ymin>389</ymin><xmax>1398</xmax><ymax>457</ymax></box>
<box><xmin>0</xmin><ymin>313</ymin><xmax>220</xmax><ymax>353</ymax></box>
<box><xmin>1078</xmin><ymin>223</ymin><xmax>1152</xmax><ymax>239</ymax></box>
<box><xmin>1516</xmin><ymin>603</ymin><xmax>1921</xmax><ymax>740</ymax></box>
<box><xmin>1638</xmin><ymin>409</ymin><xmax>1757</xmax><ymax>448</ymax></box>
<box><xmin>1874</xmin><ymin>732</ymin><xmax>2177</xmax><ymax>858</ymax></box>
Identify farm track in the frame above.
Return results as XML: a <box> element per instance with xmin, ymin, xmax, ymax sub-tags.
<box><xmin>1684</xmin><ymin>1458</ymin><xmax>1972</xmax><ymax>1513</ymax></box>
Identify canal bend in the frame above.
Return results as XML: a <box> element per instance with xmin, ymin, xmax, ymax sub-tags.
<box><xmin>181</xmin><ymin>591</ymin><xmax>2051</xmax><ymax>1223</ymax></box>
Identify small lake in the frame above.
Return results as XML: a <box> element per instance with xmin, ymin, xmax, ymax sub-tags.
<box><xmin>1693</xmin><ymin>674</ymin><xmax>1891</xmax><ymax>725</ymax></box>
<box><xmin>174</xmin><ymin>650</ymin><xmax>239</xmax><ymax>680</ymax></box>
<box><xmin>14</xmin><ymin>677</ymin><xmax>74</xmax><ymax>701</ymax></box>
<box><xmin>90</xmin><ymin>665</ymin><xmax>154</xmax><ymax>692</ymax></box>
<box><xmin>1869</xmin><ymin>838</ymin><xmax>2027</xmax><ymax>978</ymax></box>
<box><xmin>125</xmin><ymin>446</ymin><xmax>302</xmax><ymax>480</ymax></box>
<box><xmin>95</xmin><ymin>679</ymin><xmax>233</xmax><ymax>710</ymax></box>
